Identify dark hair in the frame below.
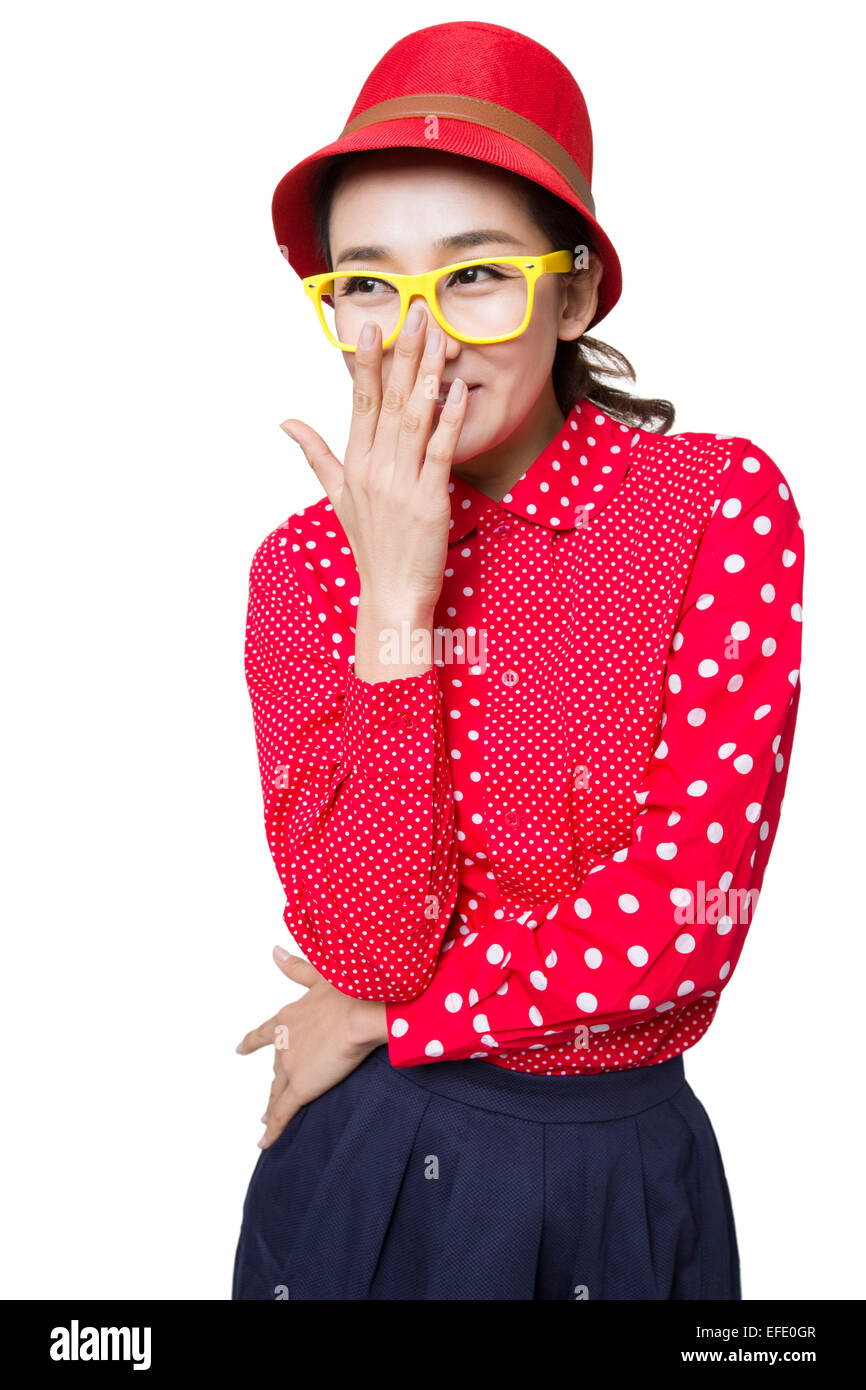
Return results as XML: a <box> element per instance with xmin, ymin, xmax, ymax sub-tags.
<box><xmin>311</xmin><ymin>152</ymin><xmax>675</xmax><ymax>433</ymax></box>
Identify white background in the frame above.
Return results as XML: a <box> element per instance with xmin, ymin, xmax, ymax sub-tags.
<box><xmin>2</xmin><ymin>0</ymin><xmax>862</xmax><ymax>1300</ymax></box>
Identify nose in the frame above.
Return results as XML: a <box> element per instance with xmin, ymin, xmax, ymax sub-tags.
<box><xmin>406</xmin><ymin>294</ymin><xmax>461</xmax><ymax>358</ymax></box>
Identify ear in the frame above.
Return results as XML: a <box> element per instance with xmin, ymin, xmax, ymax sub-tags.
<box><xmin>558</xmin><ymin>250</ymin><xmax>604</xmax><ymax>342</ymax></box>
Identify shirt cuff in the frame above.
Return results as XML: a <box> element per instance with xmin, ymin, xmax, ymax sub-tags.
<box><xmin>385</xmin><ymin>996</ymin><xmax>449</xmax><ymax>1065</ymax></box>
<box><xmin>338</xmin><ymin>665</ymin><xmax>444</xmax><ymax>782</ymax></box>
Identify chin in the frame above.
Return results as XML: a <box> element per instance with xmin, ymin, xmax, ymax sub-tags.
<box><xmin>448</xmin><ymin>407</ymin><xmax>505</xmax><ymax>464</ymax></box>
<box><xmin>451</xmin><ymin>426</ymin><xmax>492</xmax><ymax>466</ymax></box>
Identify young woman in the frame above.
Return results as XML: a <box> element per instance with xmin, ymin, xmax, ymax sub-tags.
<box><xmin>232</xmin><ymin>21</ymin><xmax>804</xmax><ymax>1301</ymax></box>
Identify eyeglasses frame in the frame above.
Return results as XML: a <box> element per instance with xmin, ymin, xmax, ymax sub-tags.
<box><xmin>303</xmin><ymin>249</ymin><xmax>576</xmax><ymax>350</ymax></box>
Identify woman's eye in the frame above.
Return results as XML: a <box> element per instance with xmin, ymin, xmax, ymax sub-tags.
<box><xmin>449</xmin><ymin>265</ymin><xmax>506</xmax><ymax>287</ymax></box>
<box><xmin>340</xmin><ymin>276</ymin><xmax>395</xmax><ymax>295</ymax></box>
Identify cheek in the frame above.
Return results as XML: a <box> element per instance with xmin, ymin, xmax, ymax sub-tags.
<box><xmin>526</xmin><ymin>284</ymin><xmax>564</xmax><ymax>348</ymax></box>
<box><xmin>481</xmin><ymin>322</ymin><xmax>558</xmax><ymax>397</ymax></box>
<box><xmin>487</xmin><ymin>285</ymin><xmax>561</xmax><ymax>380</ymax></box>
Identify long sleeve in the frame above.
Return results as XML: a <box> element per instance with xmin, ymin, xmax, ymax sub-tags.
<box><xmin>245</xmin><ymin>530</ymin><xmax>459</xmax><ymax>1000</ymax></box>
<box><xmin>386</xmin><ymin>442</ymin><xmax>804</xmax><ymax>1063</ymax></box>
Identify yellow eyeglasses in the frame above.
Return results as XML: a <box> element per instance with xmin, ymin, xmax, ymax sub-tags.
<box><xmin>304</xmin><ymin>249</ymin><xmax>575</xmax><ymax>351</ymax></box>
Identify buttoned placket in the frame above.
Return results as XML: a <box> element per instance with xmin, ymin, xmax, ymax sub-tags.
<box><xmin>436</xmin><ymin>412</ymin><xmax>635</xmax><ymax>948</ymax></box>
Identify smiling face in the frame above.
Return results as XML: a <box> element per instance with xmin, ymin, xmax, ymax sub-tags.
<box><xmin>324</xmin><ymin>148</ymin><xmax>603</xmax><ymax>490</ymax></box>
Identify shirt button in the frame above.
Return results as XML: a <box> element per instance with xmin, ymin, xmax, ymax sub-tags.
<box><xmin>504</xmin><ymin>807</ymin><xmax>525</xmax><ymax>829</ymax></box>
<box><xmin>493</xmin><ymin>519</ymin><xmax>512</xmax><ymax>536</ymax></box>
<box><xmin>501</xmin><ymin>667</ymin><xmax>519</xmax><ymax>688</ymax></box>
<box><xmin>390</xmin><ymin>712</ymin><xmax>415</xmax><ymax>732</ymax></box>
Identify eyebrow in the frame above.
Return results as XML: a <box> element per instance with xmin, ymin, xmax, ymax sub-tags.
<box><xmin>334</xmin><ymin>229</ymin><xmax>527</xmax><ymax>265</ymax></box>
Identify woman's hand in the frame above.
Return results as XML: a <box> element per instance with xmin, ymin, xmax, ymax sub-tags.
<box><xmin>235</xmin><ymin>946</ymin><xmax>389</xmax><ymax>1149</ymax></box>
<box><xmin>279</xmin><ymin>307</ymin><xmax>468</xmax><ymax>614</ymax></box>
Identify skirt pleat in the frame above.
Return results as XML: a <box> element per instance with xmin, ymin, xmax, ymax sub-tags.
<box><xmin>375</xmin><ymin>1094</ymin><xmax>546</xmax><ymax>1300</ymax></box>
<box><xmin>232</xmin><ymin>1045</ymin><xmax>740</xmax><ymax>1301</ymax></box>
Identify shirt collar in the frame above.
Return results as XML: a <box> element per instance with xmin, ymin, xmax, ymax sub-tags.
<box><xmin>447</xmin><ymin>397</ymin><xmax>633</xmax><ymax>544</ymax></box>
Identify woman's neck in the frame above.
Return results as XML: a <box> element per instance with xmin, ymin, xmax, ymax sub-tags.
<box><xmin>450</xmin><ymin>380</ymin><xmax>569</xmax><ymax>503</ymax></box>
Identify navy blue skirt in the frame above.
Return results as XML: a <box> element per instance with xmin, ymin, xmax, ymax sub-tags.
<box><xmin>232</xmin><ymin>1044</ymin><xmax>740</xmax><ymax>1300</ymax></box>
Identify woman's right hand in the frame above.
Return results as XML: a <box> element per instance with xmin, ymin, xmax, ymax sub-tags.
<box><xmin>279</xmin><ymin>305</ymin><xmax>468</xmax><ymax>615</ymax></box>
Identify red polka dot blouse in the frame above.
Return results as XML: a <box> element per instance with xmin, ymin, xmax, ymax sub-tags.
<box><xmin>244</xmin><ymin>398</ymin><xmax>805</xmax><ymax>1074</ymax></box>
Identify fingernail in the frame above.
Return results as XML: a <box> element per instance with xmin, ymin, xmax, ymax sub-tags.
<box><xmin>405</xmin><ymin>303</ymin><xmax>425</xmax><ymax>333</ymax></box>
<box><xmin>260</xmin><ymin>1113</ymin><xmax>269</xmax><ymax>1124</ymax></box>
<box><xmin>273</xmin><ymin>944</ymin><xmax>291</xmax><ymax>962</ymax></box>
<box><xmin>280</xmin><ymin>421</ymin><xmax>297</xmax><ymax>439</ymax></box>
<box><xmin>449</xmin><ymin>378</ymin><xmax>466</xmax><ymax>402</ymax></box>
<box><xmin>359</xmin><ymin>321</ymin><xmax>376</xmax><ymax>348</ymax></box>
<box><xmin>257</xmin><ymin>1134</ymin><xmax>269</xmax><ymax>1149</ymax></box>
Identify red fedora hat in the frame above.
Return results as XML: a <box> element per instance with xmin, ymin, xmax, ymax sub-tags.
<box><xmin>271</xmin><ymin>21</ymin><xmax>622</xmax><ymax>330</ymax></box>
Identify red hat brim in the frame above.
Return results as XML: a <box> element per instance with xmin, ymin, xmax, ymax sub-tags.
<box><xmin>272</xmin><ymin>115</ymin><xmax>622</xmax><ymax>331</ymax></box>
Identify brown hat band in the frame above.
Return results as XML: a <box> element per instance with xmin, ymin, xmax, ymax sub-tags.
<box><xmin>340</xmin><ymin>93</ymin><xmax>596</xmax><ymax>218</ymax></box>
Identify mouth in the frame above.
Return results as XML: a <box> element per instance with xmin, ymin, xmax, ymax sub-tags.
<box><xmin>435</xmin><ymin>384</ymin><xmax>481</xmax><ymax>407</ymax></box>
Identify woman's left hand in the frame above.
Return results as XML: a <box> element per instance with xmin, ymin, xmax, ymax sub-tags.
<box><xmin>236</xmin><ymin>946</ymin><xmax>389</xmax><ymax>1148</ymax></box>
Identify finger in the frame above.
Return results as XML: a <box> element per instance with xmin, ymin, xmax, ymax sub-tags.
<box><xmin>258</xmin><ymin>1084</ymin><xmax>305</xmax><ymax>1149</ymax></box>
<box><xmin>421</xmin><ymin>377</ymin><xmax>469</xmax><ymax>484</ymax></box>
<box><xmin>272</xmin><ymin>946</ymin><xmax>320</xmax><ymax>988</ymax></box>
<box><xmin>394</xmin><ymin>318</ymin><xmax>448</xmax><ymax>473</ymax></box>
<box><xmin>261</xmin><ymin>1057</ymin><xmax>289</xmax><ymax>1125</ymax></box>
<box><xmin>371</xmin><ymin>303</ymin><xmax>430</xmax><ymax>461</ymax></box>
<box><xmin>280</xmin><ymin>419</ymin><xmax>344</xmax><ymax>504</ymax></box>
<box><xmin>345</xmin><ymin>319</ymin><xmax>383</xmax><ymax>461</ymax></box>
<box><xmin>235</xmin><ymin>1013</ymin><xmax>279</xmax><ymax>1056</ymax></box>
